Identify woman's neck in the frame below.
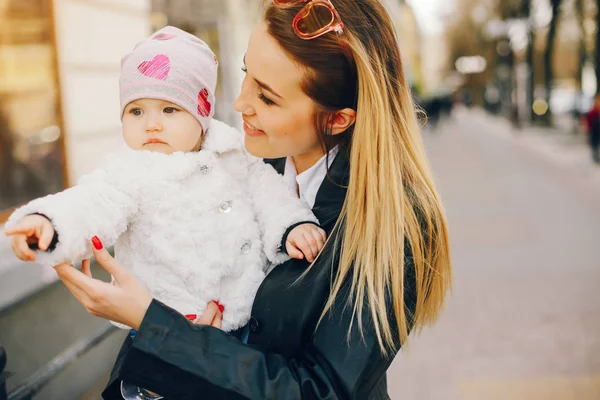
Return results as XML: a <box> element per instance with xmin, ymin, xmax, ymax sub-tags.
<box><xmin>292</xmin><ymin>148</ymin><xmax>326</xmax><ymax>175</ymax></box>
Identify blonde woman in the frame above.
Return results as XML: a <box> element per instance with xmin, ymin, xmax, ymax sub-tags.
<box><xmin>55</xmin><ymin>1</ymin><xmax>452</xmax><ymax>398</ymax></box>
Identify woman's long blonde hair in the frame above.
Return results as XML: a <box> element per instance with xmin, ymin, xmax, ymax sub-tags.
<box><xmin>265</xmin><ymin>0</ymin><xmax>451</xmax><ymax>355</ymax></box>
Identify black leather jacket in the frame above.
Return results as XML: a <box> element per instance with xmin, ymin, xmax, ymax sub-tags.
<box><xmin>102</xmin><ymin>150</ymin><xmax>417</xmax><ymax>399</ymax></box>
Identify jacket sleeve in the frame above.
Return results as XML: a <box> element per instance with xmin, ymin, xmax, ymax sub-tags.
<box><xmin>105</xmin><ymin>278</ymin><xmax>408</xmax><ymax>400</ymax></box>
<box><xmin>245</xmin><ymin>156</ymin><xmax>319</xmax><ymax>265</ymax></box>
<box><xmin>5</xmin><ymin>162</ymin><xmax>137</xmax><ymax>267</ymax></box>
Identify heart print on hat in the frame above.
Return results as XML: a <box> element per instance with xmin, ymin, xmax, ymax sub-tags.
<box><xmin>198</xmin><ymin>88</ymin><xmax>211</xmax><ymax>117</ymax></box>
<box><xmin>138</xmin><ymin>54</ymin><xmax>171</xmax><ymax>80</ymax></box>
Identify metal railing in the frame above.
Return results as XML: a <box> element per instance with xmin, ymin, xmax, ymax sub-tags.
<box><xmin>0</xmin><ymin>324</ymin><xmax>116</xmax><ymax>400</ymax></box>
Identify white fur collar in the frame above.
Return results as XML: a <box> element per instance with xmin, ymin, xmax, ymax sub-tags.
<box><xmin>202</xmin><ymin>119</ymin><xmax>244</xmax><ymax>155</ymax></box>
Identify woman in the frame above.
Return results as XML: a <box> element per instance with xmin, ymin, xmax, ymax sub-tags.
<box><xmin>55</xmin><ymin>0</ymin><xmax>452</xmax><ymax>398</ymax></box>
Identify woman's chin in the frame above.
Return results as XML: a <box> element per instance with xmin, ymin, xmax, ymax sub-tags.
<box><xmin>244</xmin><ymin>135</ymin><xmax>274</xmax><ymax>158</ymax></box>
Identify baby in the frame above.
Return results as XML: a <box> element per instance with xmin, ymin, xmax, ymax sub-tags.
<box><xmin>4</xmin><ymin>26</ymin><xmax>325</xmax><ymax>332</ymax></box>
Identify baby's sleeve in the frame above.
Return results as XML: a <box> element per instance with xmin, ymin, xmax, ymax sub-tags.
<box><xmin>245</xmin><ymin>157</ymin><xmax>318</xmax><ymax>265</ymax></box>
<box><xmin>6</xmin><ymin>153</ymin><xmax>138</xmax><ymax>267</ymax></box>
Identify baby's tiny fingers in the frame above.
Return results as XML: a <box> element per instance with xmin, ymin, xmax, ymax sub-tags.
<box><xmin>286</xmin><ymin>241</ymin><xmax>304</xmax><ymax>259</ymax></box>
<box><xmin>303</xmin><ymin>232</ymin><xmax>319</xmax><ymax>260</ymax></box>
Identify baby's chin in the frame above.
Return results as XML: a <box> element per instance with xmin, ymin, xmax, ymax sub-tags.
<box><xmin>127</xmin><ymin>142</ymin><xmax>200</xmax><ymax>154</ymax></box>
<box><xmin>138</xmin><ymin>142</ymin><xmax>175</xmax><ymax>154</ymax></box>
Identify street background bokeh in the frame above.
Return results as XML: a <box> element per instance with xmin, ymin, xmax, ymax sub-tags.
<box><xmin>1</xmin><ymin>0</ymin><xmax>599</xmax><ymax>399</ymax></box>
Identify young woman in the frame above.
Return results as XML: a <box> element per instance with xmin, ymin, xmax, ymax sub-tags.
<box><xmin>54</xmin><ymin>1</ymin><xmax>452</xmax><ymax>398</ymax></box>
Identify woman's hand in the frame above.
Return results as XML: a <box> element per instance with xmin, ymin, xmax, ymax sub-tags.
<box><xmin>196</xmin><ymin>301</ymin><xmax>223</xmax><ymax>329</ymax></box>
<box><xmin>54</xmin><ymin>236</ymin><xmax>152</xmax><ymax>330</ymax></box>
<box><xmin>56</xmin><ymin>236</ymin><xmax>225</xmax><ymax>331</ymax></box>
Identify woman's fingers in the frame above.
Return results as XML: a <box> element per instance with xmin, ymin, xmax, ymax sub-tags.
<box><xmin>54</xmin><ymin>263</ymin><xmax>97</xmax><ymax>294</ymax></box>
<box><xmin>81</xmin><ymin>259</ymin><xmax>92</xmax><ymax>278</ymax></box>
<box><xmin>211</xmin><ymin>311</ymin><xmax>222</xmax><ymax>329</ymax></box>
<box><xmin>55</xmin><ymin>264</ymin><xmax>94</xmax><ymax>308</ymax></box>
<box><xmin>196</xmin><ymin>302</ymin><xmax>219</xmax><ymax>325</ymax></box>
<box><xmin>90</xmin><ymin>237</ymin><xmax>130</xmax><ymax>282</ymax></box>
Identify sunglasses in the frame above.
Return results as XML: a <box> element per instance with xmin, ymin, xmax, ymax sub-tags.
<box><xmin>273</xmin><ymin>0</ymin><xmax>344</xmax><ymax>40</ymax></box>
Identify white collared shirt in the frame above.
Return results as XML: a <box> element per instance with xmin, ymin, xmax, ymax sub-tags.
<box><xmin>284</xmin><ymin>147</ymin><xmax>339</xmax><ymax>208</ymax></box>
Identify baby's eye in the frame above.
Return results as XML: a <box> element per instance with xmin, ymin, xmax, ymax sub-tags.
<box><xmin>130</xmin><ymin>108</ymin><xmax>142</xmax><ymax>116</ymax></box>
<box><xmin>164</xmin><ymin>107</ymin><xmax>178</xmax><ymax>114</ymax></box>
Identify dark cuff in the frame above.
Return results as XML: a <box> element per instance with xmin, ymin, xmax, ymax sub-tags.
<box><xmin>27</xmin><ymin>213</ymin><xmax>59</xmax><ymax>252</ymax></box>
<box><xmin>279</xmin><ymin>221</ymin><xmax>321</xmax><ymax>255</ymax></box>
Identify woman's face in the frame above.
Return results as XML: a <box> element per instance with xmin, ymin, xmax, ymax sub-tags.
<box><xmin>234</xmin><ymin>23</ymin><xmax>322</xmax><ymax>160</ymax></box>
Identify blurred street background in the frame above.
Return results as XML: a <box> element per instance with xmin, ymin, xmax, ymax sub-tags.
<box><xmin>1</xmin><ymin>0</ymin><xmax>599</xmax><ymax>399</ymax></box>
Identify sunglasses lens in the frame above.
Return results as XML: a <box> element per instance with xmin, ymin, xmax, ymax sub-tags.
<box><xmin>295</xmin><ymin>3</ymin><xmax>335</xmax><ymax>36</ymax></box>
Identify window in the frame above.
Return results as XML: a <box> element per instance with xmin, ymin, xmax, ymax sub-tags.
<box><xmin>0</xmin><ymin>0</ymin><xmax>66</xmax><ymax>220</ymax></box>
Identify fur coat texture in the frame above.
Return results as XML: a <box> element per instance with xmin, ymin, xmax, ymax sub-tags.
<box><xmin>7</xmin><ymin>119</ymin><xmax>317</xmax><ymax>331</ymax></box>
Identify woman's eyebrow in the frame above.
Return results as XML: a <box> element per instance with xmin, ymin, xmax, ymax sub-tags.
<box><xmin>254</xmin><ymin>78</ymin><xmax>283</xmax><ymax>99</ymax></box>
<box><xmin>244</xmin><ymin>54</ymin><xmax>283</xmax><ymax>99</ymax></box>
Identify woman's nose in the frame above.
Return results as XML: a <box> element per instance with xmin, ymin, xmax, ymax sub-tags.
<box><xmin>234</xmin><ymin>84</ymin><xmax>255</xmax><ymax>116</ymax></box>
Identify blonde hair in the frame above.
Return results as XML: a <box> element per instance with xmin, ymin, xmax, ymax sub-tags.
<box><xmin>265</xmin><ymin>0</ymin><xmax>451</xmax><ymax>355</ymax></box>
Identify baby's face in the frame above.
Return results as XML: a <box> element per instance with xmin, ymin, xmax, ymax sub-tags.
<box><xmin>122</xmin><ymin>99</ymin><xmax>203</xmax><ymax>154</ymax></box>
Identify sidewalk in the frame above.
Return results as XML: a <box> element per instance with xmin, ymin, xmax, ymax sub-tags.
<box><xmin>445</xmin><ymin>107</ymin><xmax>600</xmax><ymax>191</ymax></box>
<box><xmin>390</xmin><ymin>106</ymin><xmax>600</xmax><ymax>400</ymax></box>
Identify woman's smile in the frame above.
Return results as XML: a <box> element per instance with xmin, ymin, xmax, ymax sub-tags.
<box><xmin>242</xmin><ymin>118</ymin><xmax>265</xmax><ymax>137</ymax></box>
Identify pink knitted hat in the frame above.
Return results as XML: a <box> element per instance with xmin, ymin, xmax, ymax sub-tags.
<box><xmin>119</xmin><ymin>26</ymin><xmax>218</xmax><ymax>131</ymax></box>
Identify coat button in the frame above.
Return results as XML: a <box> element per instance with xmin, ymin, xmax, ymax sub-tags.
<box><xmin>241</xmin><ymin>241</ymin><xmax>251</xmax><ymax>254</ymax></box>
<box><xmin>218</xmin><ymin>201</ymin><xmax>232</xmax><ymax>213</ymax></box>
<box><xmin>199</xmin><ymin>164</ymin><xmax>211</xmax><ymax>175</ymax></box>
<box><xmin>249</xmin><ymin>317</ymin><xmax>260</xmax><ymax>333</ymax></box>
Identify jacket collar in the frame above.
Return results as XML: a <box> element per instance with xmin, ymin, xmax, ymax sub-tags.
<box><xmin>265</xmin><ymin>148</ymin><xmax>349</xmax><ymax>227</ymax></box>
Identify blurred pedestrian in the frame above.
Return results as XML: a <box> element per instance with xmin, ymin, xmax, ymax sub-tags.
<box><xmin>585</xmin><ymin>93</ymin><xmax>600</xmax><ymax>164</ymax></box>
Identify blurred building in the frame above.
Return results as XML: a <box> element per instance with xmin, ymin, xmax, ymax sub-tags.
<box><xmin>0</xmin><ymin>0</ymin><xmax>152</xmax><ymax>282</ymax></box>
<box><xmin>0</xmin><ymin>0</ymin><xmax>151</xmax><ymax>223</ymax></box>
<box><xmin>0</xmin><ymin>0</ymin><xmax>265</xmax><ymax>225</ymax></box>
<box><xmin>384</xmin><ymin>0</ymin><xmax>424</xmax><ymax>95</ymax></box>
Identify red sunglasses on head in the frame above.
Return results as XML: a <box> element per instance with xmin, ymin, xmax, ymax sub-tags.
<box><xmin>273</xmin><ymin>0</ymin><xmax>344</xmax><ymax>40</ymax></box>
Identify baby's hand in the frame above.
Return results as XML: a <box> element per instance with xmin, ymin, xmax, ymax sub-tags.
<box><xmin>285</xmin><ymin>223</ymin><xmax>326</xmax><ymax>262</ymax></box>
<box><xmin>4</xmin><ymin>215</ymin><xmax>55</xmax><ymax>262</ymax></box>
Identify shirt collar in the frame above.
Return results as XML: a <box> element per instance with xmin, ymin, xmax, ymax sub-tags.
<box><xmin>284</xmin><ymin>147</ymin><xmax>339</xmax><ymax>208</ymax></box>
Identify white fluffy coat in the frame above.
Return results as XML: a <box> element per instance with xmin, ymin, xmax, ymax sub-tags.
<box><xmin>7</xmin><ymin>120</ymin><xmax>317</xmax><ymax>331</ymax></box>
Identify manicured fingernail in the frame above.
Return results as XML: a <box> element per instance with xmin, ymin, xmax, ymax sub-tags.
<box><xmin>91</xmin><ymin>236</ymin><xmax>103</xmax><ymax>250</ymax></box>
<box><xmin>212</xmin><ymin>300</ymin><xmax>225</xmax><ymax>313</ymax></box>
<box><xmin>185</xmin><ymin>314</ymin><xmax>197</xmax><ymax>322</ymax></box>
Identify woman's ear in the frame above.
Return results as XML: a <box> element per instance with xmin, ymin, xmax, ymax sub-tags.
<box><xmin>330</xmin><ymin>108</ymin><xmax>356</xmax><ymax>135</ymax></box>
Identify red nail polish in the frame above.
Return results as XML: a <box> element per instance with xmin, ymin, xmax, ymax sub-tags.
<box><xmin>185</xmin><ymin>314</ymin><xmax>197</xmax><ymax>322</ymax></box>
<box><xmin>212</xmin><ymin>300</ymin><xmax>225</xmax><ymax>313</ymax></box>
<box><xmin>91</xmin><ymin>236</ymin><xmax>103</xmax><ymax>250</ymax></box>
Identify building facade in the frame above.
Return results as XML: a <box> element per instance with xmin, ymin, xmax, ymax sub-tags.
<box><xmin>0</xmin><ymin>0</ymin><xmax>151</xmax><ymax>280</ymax></box>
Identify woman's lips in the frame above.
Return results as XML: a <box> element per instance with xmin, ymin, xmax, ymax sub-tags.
<box><xmin>243</xmin><ymin>120</ymin><xmax>265</xmax><ymax>137</ymax></box>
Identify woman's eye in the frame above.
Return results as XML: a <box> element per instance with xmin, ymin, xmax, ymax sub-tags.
<box><xmin>164</xmin><ymin>107</ymin><xmax>177</xmax><ymax>114</ymax></box>
<box><xmin>241</xmin><ymin>66</ymin><xmax>247</xmax><ymax>73</ymax></box>
<box><xmin>130</xmin><ymin>108</ymin><xmax>142</xmax><ymax>116</ymax></box>
<box><xmin>258</xmin><ymin>93</ymin><xmax>275</xmax><ymax>106</ymax></box>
